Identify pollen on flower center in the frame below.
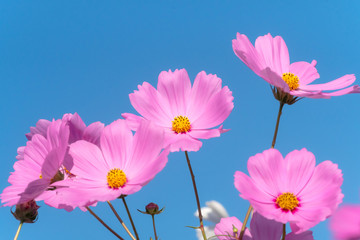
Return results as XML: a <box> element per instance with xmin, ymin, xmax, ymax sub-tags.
<box><xmin>107</xmin><ymin>168</ymin><xmax>127</xmax><ymax>189</ymax></box>
<box><xmin>282</xmin><ymin>73</ymin><xmax>299</xmax><ymax>90</ymax></box>
<box><xmin>172</xmin><ymin>115</ymin><xmax>191</xmax><ymax>134</ymax></box>
<box><xmin>276</xmin><ymin>192</ymin><xmax>299</xmax><ymax>211</ymax></box>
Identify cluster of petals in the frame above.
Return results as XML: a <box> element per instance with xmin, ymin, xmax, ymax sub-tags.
<box><xmin>329</xmin><ymin>204</ymin><xmax>360</xmax><ymax>240</ymax></box>
<box><xmin>52</xmin><ymin>119</ymin><xmax>169</xmax><ymax>208</ymax></box>
<box><xmin>1</xmin><ymin>113</ymin><xmax>104</xmax><ymax>211</ymax></box>
<box><xmin>232</xmin><ymin>33</ymin><xmax>360</xmax><ymax>99</ymax></box>
<box><xmin>214</xmin><ymin>212</ymin><xmax>313</xmax><ymax>240</ymax></box>
<box><xmin>234</xmin><ymin>148</ymin><xmax>343</xmax><ymax>233</ymax></box>
<box><xmin>122</xmin><ymin>68</ymin><xmax>234</xmax><ymax>152</ymax></box>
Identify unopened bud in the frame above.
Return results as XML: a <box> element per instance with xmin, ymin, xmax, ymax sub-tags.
<box><xmin>138</xmin><ymin>202</ymin><xmax>164</xmax><ymax>215</ymax></box>
<box><xmin>146</xmin><ymin>203</ymin><xmax>159</xmax><ymax>214</ymax></box>
<box><xmin>11</xmin><ymin>200</ymin><xmax>40</xmax><ymax>223</ymax></box>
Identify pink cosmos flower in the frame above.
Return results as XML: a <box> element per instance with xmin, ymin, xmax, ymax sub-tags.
<box><xmin>329</xmin><ymin>204</ymin><xmax>360</xmax><ymax>240</ymax></box>
<box><xmin>234</xmin><ymin>148</ymin><xmax>343</xmax><ymax>233</ymax></box>
<box><xmin>122</xmin><ymin>69</ymin><xmax>234</xmax><ymax>152</ymax></box>
<box><xmin>232</xmin><ymin>33</ymin><xmax>360</xmax><ymax>100</ymax></box>
<box><xmin>214</xmin><ymin>212</ymin><xmax>313</xmax><ymax>240</ymax></box>
<box><xmin>53</xmin><ymin>119</ymin><xmax>169</xmax><ymax>207</ymax></box>
<box><xmin>1</xmin><ymin>120</ymin><xmax>69</xmax><ymax>206</ymax></box>
<box><xmin>1</xmin><ymin>113</ymin><xmax>104</xmax><ymax>211</ymax></box>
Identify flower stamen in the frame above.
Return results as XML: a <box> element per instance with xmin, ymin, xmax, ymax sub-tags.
<box><xmin>276</xmin><ymin>192</ymin><xmax>299</xmax><ymax>211</ymax></box>
<box><xmin>107</xmin><ymin>168</ymin><xmax>127</xmax><ymax>189</ymax></box>
<box><xmin>282</xmin><ymin>73</ymin><xmax>299</xmax><ymax>90</ymax></box>
<box><xmin>172</xmin><ymin>115</ymin><xmax>191</xmax><ymax>134</ymax></box>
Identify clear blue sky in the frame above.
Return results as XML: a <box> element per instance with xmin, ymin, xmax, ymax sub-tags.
<box><xmin>0</xmin><ymin>1</ymin><xmax>359</xmax><ymax>239</ymax></box>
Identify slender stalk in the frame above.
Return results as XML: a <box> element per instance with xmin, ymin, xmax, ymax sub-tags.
<box><xmin>107</xmin><ymin>201</ymin><xmax>136</xmax><ymax>240</ymax></box>
<box><xmin>240</xmin><ymin>101</ymin><xmax>286</xmax><ymax>240</ymax></box>
<box><xmin>184</xmin><ymin>151</ymin><xmax>207</xmax><ymax>240</ymax></box>
<box><xmin>13</xmin><ymin>221</ymin><xmax>23</xmax><ymax>240</ymax></box>
<box><xmin>238</xmin><ymin>205</ymin><xmax>253</xmax><ymax>240</ymax></box>
<box><xmin>151</xmin><ymin>215</ymin><xmax>158</xmax><ymax>240</ymax></box>
<box><xmin>282</xmin><ymin>224</ymin><xmax>286</xmax><ymax>240</ymax></box>
<box><xmin>271</xmin><ymin>101</ymin><xmax>285</xmax><ymax>149</ymax></box>
<box><xmin>85</xmin><ymin>207</ymin><xmax>124</xmax><ymax>240</ymax></box>
<box><xmin>121</xmin><ymin>196</ymin><xmax>140</xmax><ymax>240</ymax></box>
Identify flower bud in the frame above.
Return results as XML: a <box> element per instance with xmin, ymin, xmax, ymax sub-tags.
<box><xmin>138</xmin><ymin>202</ymin><xmax>164</xmax><ymax>215</ymax></box>
<box><xmin>11</xmin><ymin>200</ymin><xmax>40</xmax><ymax>223</ymax></box>
<box><xmin>146</xmin><ymin>203</ymin><xmax>159</xmax><ymax>215</ymax></box>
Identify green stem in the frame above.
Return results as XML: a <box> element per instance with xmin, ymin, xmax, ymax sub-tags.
<box><xmin>107</xmin><ymin>201</ymin><xmax>136</xmax><ymax>240</ymax></box>
<box><xmin>121</xmin><ymin>196</ymin><xmax>140</xmax><ymax>240</ymax></box>
<box><xmin>151</xmin><ymin>215</ymin><xmax>158</xmax><ymax>240</ymax></box>
<box><xmin>185</xmin><ymin>151</ymin><xmax>207</xmax><ymax>240</ymax></box>
<box><xmin>271</xmin><ymin>101</ymin><xmax>285</xmax><ymax>149</ymax></box>
<box><xmin>13</xmin><ymin>221</ymin><xmax>23</xmax><ymax>240</ymax></box>
<box><xmin>85</xmin><ymin>207</ymin><xmax>124</xmax><ymax>240</ymax></box>
<box><xmin>282</xmin><ymin>224</ymin><xmax>286</xmax><ymax>240</ymax></box>
<box><xmin>238</xmin><ymin>205</ymin><xmax>252</xmax><ymax>240</ymax></box>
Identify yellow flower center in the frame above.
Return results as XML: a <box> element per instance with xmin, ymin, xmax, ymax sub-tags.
<box><xmin>107</xmin><ymin>168</ymin><xmax>127</xmax><ymax>189</ymax></box>
<box><xmin>172</xmin><ymin>115</ymin><xmax>191</xmax><ymax>134</ymax></box>
<box><xmin>282</xmin><ymin>73</ymin><xmax>299</xmax><ymax>90</ymax></box>
<box><xmin>276</xmin><ymin>192</ymin><xmax>299</xmax><ymax>211</ymax></box>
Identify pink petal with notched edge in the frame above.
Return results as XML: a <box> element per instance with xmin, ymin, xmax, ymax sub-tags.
<box><xmin>254</xmin><ymin>34</ymin><xmax>290</xmax><ymax>76</ymax></box>
<box><xmin>214</xmin><ymin>217</ymin><xmax>252</xmax><ymax>240</ymax></box>
<box><xmin>234</xmin><ymin>171</ymin><xmax>275</xmax><ymax>204</ymax></box>
<box><xmin>62</xmin><ymin>113</ymin><xmax>86</xmax><ymax>144</ymax></box>
<box><xmin>100</xmin><ymin>119</ymin><xmax>133</xmax><ymax>170</ymax></box>
<box><xmin>329</xmin><ymin>205</ymin><xmax>360</xmax><ymax>240</ymax></box>
<box><xmin>121</xmin><ymin>113</ymin><xmax>144</xmax><ymax>130</ymax></box>
<box><xmin>26</xmin><ymin>119</ymin><xmax>51</xmax><ymax>140</ymax></box>
<box><xmin>294</xmin><ymin>84</ymin><xmax>360</xmax><ymax>99</ymax></box>
<box><xmin>285</xmin><ymin>149</ymin><xmax>315</xmax><ymax>195</ymax></box>
<box><xmin>232</xmin><ymin>33</ymin><xmax>267</xmax><ymax>81</ymax></box>
<box><xmin>186</xmin><ymin>71</ymin><xmax>222</xmax><ymax>122</ymax></box>
<box><xmin>24</xmin><ymin>134</ymin><xmax>50</xmax><ymax>166</ymax></box>
<box><xmin>41</xmin><ymin>120</ymin><xmax>69</xmax><ymax>179</ymax></box>
<box><xmin>82</xmin><ymin>121</ymin><xmax>104</xmax><ymax>146</ymax></box>
<box><xmin>188</xmin><ymin>125</ymin><xmax>228</xmax><ymax>140</ymax></box>
<box><xmin>247</xmin><ymin>149</ymin><xmax>287</xmax><ymax>196</ymax></box>
<box><xmin>125</xmin><ymin>120</ymin><xmax>167</xmax><ymax>180</ymax></box>
<box><xmin>250</xmin><ymin>212</ymin><xmax>282</xmax><ymax>240</ymax></box>
<box><xmin>300</xmin><ymin>74</ymin><xmax>356</xmax><ymax>91</ymax></box>
<box><xmin>164</xmin><ymin>131</ymin><xmax>202</xmax><ymax>152</ymax></box>
<box><xmin>190</xmin><ymin>86</ymin><xmax>233</xmax><ymax>129</ymax></box>
<box><xmin>292</xmin><ymin>161</ymin><xmax>343</xmax><ymax>233</ymax></box>
<box><xmin>289</xmin><ymin>61</ymin><xmax>320</xmax><ymax>86</ymax></box>
<box><xmin>129</xmin><ymin>82</ymin><xmax>172</xmax><ymax>127</ymax></box>
<box><xmin>69</xmin><ymin>140</ymin><xmax>109</xmax><ymax>181</ymax></box>
<box><xmin>157</xmin><ymin>69</ymin><xmax>191</xmax><ymax>117</ymax></box>
<box><xmin>16</xmin><ymin>146</ymin><xmax>25</xmax><ymax>161</ymax></box>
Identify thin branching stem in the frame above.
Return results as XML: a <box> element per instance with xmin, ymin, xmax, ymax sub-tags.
<box><xmin>86</xmin><ymin>207</ymin><xmax>124</xmax><ymax>240</ymax></box>
<box><xmin>107</xmin><ymin>201</ymin><xmax>136</xmax><ymax>240</ymax></box>
<box><xmin>152</xmin><ymin>215</ymin><xmax>158</xmax><ymax>240</ymax></box>
<box><xmin>185</xmin><ymin>151</ymin><xmax>207</xmax><ymax>240</ymax></box>
<box><xmin>121</xmin><ymin>196</ymin><xmax>140</xmax><ymax>240</ymax></box>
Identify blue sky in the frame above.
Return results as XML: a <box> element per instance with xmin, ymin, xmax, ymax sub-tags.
<box><xmin>0</xmin><ymin>1</ymin><xmax>359</xmax><ymax>239</ymax></box>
